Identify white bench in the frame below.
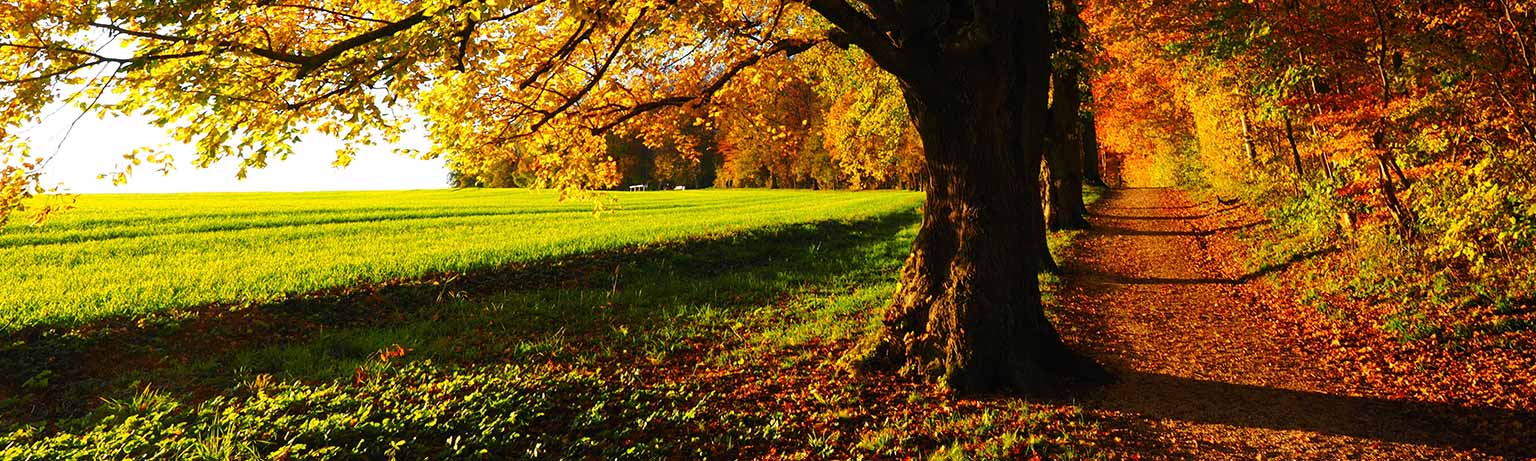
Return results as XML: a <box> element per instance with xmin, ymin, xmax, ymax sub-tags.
<box><xmin>627</xmin><ymin>184</ymin><xmax>648</xmax><ymax>191</ymax></box>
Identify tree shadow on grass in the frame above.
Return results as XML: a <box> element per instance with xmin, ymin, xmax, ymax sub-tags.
<box><xmin>1075</xmin><ymin>370</ymin><xmax>1536</xmax><ymax>458</ymax></box>
<box><xmin>0</xmin><ymin>210</ymin><xmax>922</xmax><ymax>421</ymax></box>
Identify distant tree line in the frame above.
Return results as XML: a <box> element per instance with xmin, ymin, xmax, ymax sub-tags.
<box><xmin>447</xmin><ymin>131</ymin><xmax>723</xmax><ymax>190</ymax></box>
<box><xmin>447</xmin><ymin>45</ymin><xmax>925</xmax><ymax>191</ymax></box>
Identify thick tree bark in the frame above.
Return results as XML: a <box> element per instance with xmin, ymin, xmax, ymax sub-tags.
<box><xmin>1044</xmin><ymin>72</ymin><xmax>1091</xmax><ymax>230</ymax></box>
<box><xmin>867</xmin><ymin>88</ymin><xmax>1090</xmax><ymax>392</ymax></box>
<box><xmin>1042</xmin><ymin>0</ymin><xmax>1091</xmax><ymax>231</ymax></box>
<box><xmin>839</xmin><ymin>0</ymin><xmax>1105</xmax><ymax>394</ymax></box>
<box><xmin>1036</xmin><ymin>158</ymin><xmax>1060</xmax><ymax>273</ymax></box>
<box><xmin>1082</xmin><ymin>109</ymin><xmax>1106</xmax><ymax>187</ymax></box>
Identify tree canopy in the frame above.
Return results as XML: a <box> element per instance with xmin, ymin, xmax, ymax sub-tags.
<box><xmin>444</xmin><ymin>44</ymin><xmax>924</xmax><ymax>191</ymax></box>
<box><xmin>1</xmin><ymin>1</ymin><xmax>834</xmax><ymax>191</ymax></box>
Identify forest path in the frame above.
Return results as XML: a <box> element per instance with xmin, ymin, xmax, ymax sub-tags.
<box><xmin>1054</xmin><ymin>187</ymin><xmax>1529</xmax><ymax>460</ymax></box>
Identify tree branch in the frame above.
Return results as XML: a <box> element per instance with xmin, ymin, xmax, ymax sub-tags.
<box><xmin>518</xmin><ymin>20</ymin><xmax>598</xmax><ymax>89</ymax></box>
<box><xmin>89</xmin><ymin>9</ymin><xmax>430</xmax><ymax>77</ymax></box>
<box><xmin>588</xmin><ymin>36</ymin><xmax>824</xmax><ymax>134</ymax></box>
<box><xmin>0</xmin><ymin>43</ymin><xmax>204</xmax><ymax>85</ymax></box>
<box><xmin>524</xmin><ymin>9</ymin><xmax>649</xmax><ymax>135</ymax></box>
<box><xmin>291</xmin><ymin>11</ymin><xmax>432</xmax><ymax>77</ymax></box>
<box><xmin>88</xmin><ymin>22</ymin><xmax>192</xmax><ymax>43</ymax></box>
<box><xmin>285</xmin><ymin>54</ymin><xmax>411</xmax><ymax>110</ymax></box>
<box><xmin>800</xmin><ymin>0</ymin><xmax>911</xmax><ymax>77</ymax></box>
<box><xmin>454</xmin><ymin>18</ymin><xmax>477</xmax><ymax>72</ymax></box>
<box><xmin>268</xmin><ymin>4</ymin><xmax>393</xmax><ymax>24</ymax></box>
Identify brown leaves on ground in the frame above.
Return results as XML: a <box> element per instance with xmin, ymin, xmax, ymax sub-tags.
<box><xmin>1052</xmin><ymin>187</ymin><xmax>1536</xmax><ymax>460</ymax></box>
<box><xmin>1257</xmin><ymin>262</ymin><xmax>1536</xmax><ymax>415</ymax></box>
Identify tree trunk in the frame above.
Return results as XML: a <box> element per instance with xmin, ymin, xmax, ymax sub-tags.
<box><xmin>1036</xmin><ymin>158</ymin><xmax>1060</xmax><ymax>273</ymax></box>
<box><xmin>1388</xmin><ymin>151</ymin><xmax>1409</xmax><ymax>186</ymax></box>
<box><xmin>1082</xmin><ymin>109</ymin><xmax>1106</xmax><ymax>187</ymax></box>
<box><xmin>1284</xmin><ymin>112</ymin><xmax>1305</xmax><ymax>178</ymax></box>
<box><xmin>1369</xmin><ymin>0</ymin><xmax>1415</xmax><ymax>238</ymax></box>
<box><xmin>1044</xmin><ymin>68</ymin><xmax>1090</xmax><ymax>230</ymax></box>
<box><xmin>1042</xmin><ymin>0</ymin><xmax>1090</xmax><ymax>231</ymax></box>
<box><xmin>858</xmin><ymin>1</ymin><xmax>1104</xmax><ymax>394</ymax></box>
<box><xmin>1373</xmin><ymin>132</ymin><xmax>1416</xmax><ymax>238</ymax></box>
<box><xmin>1311</xmin><ymin>122</ymin><xmax>1338</xmax><ymax>183</ymax></box>
<box><xmin>867</xmin><ymin>88</ymin><xmax>1091</xmax><ymax>392</ymax></box>
<box><xmin>1239</xmin><ymin>111</ymin><xmax>1258</xmax><ymax>163</ymax></box>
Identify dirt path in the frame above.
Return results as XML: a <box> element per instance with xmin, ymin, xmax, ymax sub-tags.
<box><xmin>1055</xmin><ymin>187</ymin><xmax>1533</xmax><ymax>460</ymax></box>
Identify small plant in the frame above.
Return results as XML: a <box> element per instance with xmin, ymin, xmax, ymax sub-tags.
<box><xmin>856</xmin><ymin>428</ymin><xmax>901</xmax><ymax>455</ymax></box>
<box><xmin>99</xmin><ymin>384</ymin><xmax>178</xmax><ymax>415</ymax></box>
<box><xmin>1382</xmin><ymin>308</ymin><xmax>1439</xmax><ymax>342</ymax></box>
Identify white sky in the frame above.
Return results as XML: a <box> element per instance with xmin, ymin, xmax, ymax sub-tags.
<box><xmin>17</xmin><ymin>104</ymin><xmax>449</xmax><ymax>194</ymax></box>
<box><xmin>6</xmin><ymin>30</ymin><xmax>449</xmax><ymax>194</ymax></box>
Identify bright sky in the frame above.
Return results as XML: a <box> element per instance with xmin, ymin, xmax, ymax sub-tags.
<box><xmin>18</xmin><ymin>103</ymin><xmax>449</xmax><ymax>194</ymax></box>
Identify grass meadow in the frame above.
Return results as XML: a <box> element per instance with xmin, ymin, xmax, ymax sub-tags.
<box><xmin>1</xmin><ymin>189</ymin><xmax>919</xmax><ymax>333</ymax></box>
<box><xmin>0</xmin><ymin>188</ymin><xmax>1111</xmax><ymax>460</ymax></box>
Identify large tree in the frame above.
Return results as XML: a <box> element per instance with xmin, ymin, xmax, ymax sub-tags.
<box><xmin>1</xmin><ymin>0</ymin><xmax>1104</xmax><ymax>393</ymax></box>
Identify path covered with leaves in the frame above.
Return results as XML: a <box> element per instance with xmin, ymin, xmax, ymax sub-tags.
<box><xmin>1054</xmin><ymin>187</ymin><xmax>1535</xmax><ymax>460</ymax></box>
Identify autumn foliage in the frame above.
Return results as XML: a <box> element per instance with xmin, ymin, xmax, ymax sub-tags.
<box><xmin>446</xmin><ymin>45</ymin><xmax>924</xmax><ymax>191</ymax></box>
<box><xmin>1085</xmin><ymin>0</ymin><xmax>1535</xmax><ymax>351</ymax></box>
<box><xmin>712</xmin><ymin>46</ymin><xmax>924</xmax><ymax>190</ymax></box>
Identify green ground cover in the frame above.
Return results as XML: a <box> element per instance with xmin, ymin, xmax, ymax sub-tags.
<box><xmin>0</xmin><ymin>189</ymin><xmax>920</xmax><ymax>333</ymax></box>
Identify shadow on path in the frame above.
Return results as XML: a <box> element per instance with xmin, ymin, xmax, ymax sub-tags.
<box><xmin>1081</xmin><ymin>371</ymin><xmax>1536</xmax><ymax>458</ymax></box>
<box><xmin>1082</xmin><ymin>247</ymin><xmax>1337</xmax><ymax>286</ymax></box>
<box><xmin>1088</xmin><ymin>206</ymin><xmax>1239</xmax><ymax>221</ymax></box>
<box><xmin>1093</xmin><ymin>220</ymin><xmax>1270</xmax><ymax>237</ymax></box>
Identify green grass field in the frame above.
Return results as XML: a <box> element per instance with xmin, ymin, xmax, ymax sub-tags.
<box><xmin>1</xmin><ymin>187</ymin><xmax>1113</xmax><ymax>460</ymax></box>
<box><xmin>0</xmin><ymin>189</ymin><xmax>921</xmax><ymax>333</ymax></box>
